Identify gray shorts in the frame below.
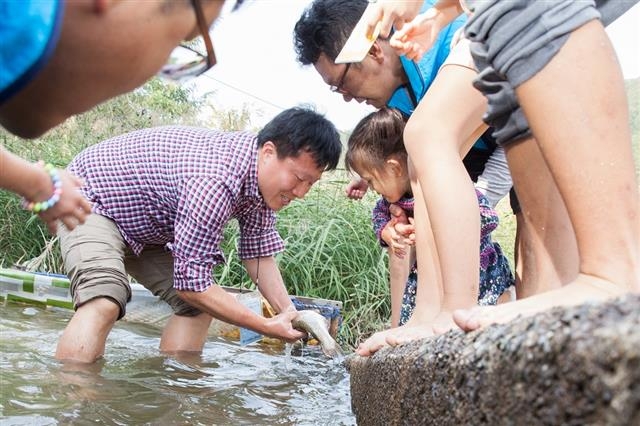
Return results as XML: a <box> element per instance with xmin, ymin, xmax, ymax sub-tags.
<box><xmin>463</xmin><ymin>0</ymin><xmax>607</xmax><ymax>145</ymax></box>
<box><xmin>58</xmin><ymin>213</ymin><xmax>201</xmax><ymax>320</ymax></box>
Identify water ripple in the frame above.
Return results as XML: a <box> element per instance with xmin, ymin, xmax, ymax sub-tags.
<box><xmin>0</xmin><ymin>303</ymin><xmax>355</xmax><ymax>425</ymax></box>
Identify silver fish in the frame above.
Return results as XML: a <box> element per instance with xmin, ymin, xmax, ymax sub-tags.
<box><xmin>292</xmin><ymin>310</ymin><xmax>343</xmax><ymax>358</ymax></box>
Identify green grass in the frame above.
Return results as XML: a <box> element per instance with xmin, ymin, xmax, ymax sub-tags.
<box><xmin>276</xmin><ymin>177</ymin><xmax>391</xmax><ymax>346</ymax></box>
<box><xmin>1</xmin><ymin>78</ymin><xmax>637</xmax><ymax>351</ymax></box>
<box><xmin>1</xmin><ymin>166</ymin><xmax>522</xmax><ymax>350</ymax></box>
<box><xmin>0</xmin><ymin>80</ymin><xmax>391</xmax><ymax>350</ymax></box>
<box><xmin>204</xmin><ymin>173</ymin><xmax>392</xmax><ymax>348</ymax></box>
<box><xmin>0</xmin><ymin>170</ymin><xmax>392</xmax><ymax>349</ymax></box>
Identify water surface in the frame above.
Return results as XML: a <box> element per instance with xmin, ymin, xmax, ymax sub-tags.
<box><xmin>0</xmin><ymin>303</ymin><xmax>355</xmax><ymax>425</ymax></box>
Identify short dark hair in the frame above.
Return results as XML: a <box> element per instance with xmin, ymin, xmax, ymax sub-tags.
<box><xmin>258</xmin><ymin>106</ymin><xmax>342</xmax><ymax>171</ymax></box>
<box><xmin>345</xmin><ymin>108</ymin><xmax>407</xmax><ymax>174</ymax></box>
<box><xmin>293</xmin><ymin>0</ymin><xmax>368</xmax><ymax>65</ymax></box>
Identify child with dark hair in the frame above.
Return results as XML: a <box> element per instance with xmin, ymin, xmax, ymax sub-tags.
<box><xmin>346</xmin><ymin>108</ymin><xmax>513</xmax><ymax>329</ymax></box>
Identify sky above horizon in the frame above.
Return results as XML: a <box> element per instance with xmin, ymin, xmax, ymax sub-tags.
<box><xmin>196</xmin><ymin>1</ymin><xmax>640</xmax><ymax>131</ymax></box>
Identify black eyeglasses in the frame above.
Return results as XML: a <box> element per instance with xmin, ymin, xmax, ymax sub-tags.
<box><xmin>329</xmin><ymin>63</ymin><xmax>351</xmax><ymax>94</ymax></box>
<box><xmin>158</xmin><ymin>0</ymin><xmax>216</xmax><ymax>81</ymax></box>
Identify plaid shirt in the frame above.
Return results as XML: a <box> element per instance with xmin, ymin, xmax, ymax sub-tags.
<box><xmin>68</xmin><ymin>126</ymin><xmax>284</xmax><ymax>292</ymax></box>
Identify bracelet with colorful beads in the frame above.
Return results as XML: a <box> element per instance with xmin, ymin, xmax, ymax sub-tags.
<box><xmin>22</xmin><ymin>161</ymin><xmax>63</xmax><ymax>213</ymax></box>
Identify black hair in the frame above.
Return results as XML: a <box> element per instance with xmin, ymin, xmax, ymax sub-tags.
<box><xmin>345</xmin><ymin>107</ymin><xmax>407</xmax><ymax>174</ymax></box>
<box><xmin>257</xmin><ymin>106</ymin><xmax>342</xmax><ymax>171</ymax></box>
<box><xmin>293</xmin><ymin>0</ymin><xmax>368</xmax><ymax>65</ymax></box>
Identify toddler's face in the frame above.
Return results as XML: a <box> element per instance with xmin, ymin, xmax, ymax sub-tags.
<box><xmin>357</xmin><ymin>166</ymin><xmax>407</xmax><ymax>204</ymax></box>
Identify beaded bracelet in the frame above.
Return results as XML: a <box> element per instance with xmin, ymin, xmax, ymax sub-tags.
<box><xmin>22</xmin><ymin>161</ymin><xmax>63</xmax><ymax>213</ymax></box>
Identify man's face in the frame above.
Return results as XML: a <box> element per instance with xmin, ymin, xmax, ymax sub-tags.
<box><xmin>257</xmin><ymin>142</ymin><xmax>324</xmax><ymax>211</ymax></box>
<box><xmin>313</xmin><ymin>51</ymin><xmax>400</xmax><ymax>109</ymax></box>
<box><xmin>0</xmin><ymin>0</ymin><xmax>227</xmax><ymax>138</ymax></box>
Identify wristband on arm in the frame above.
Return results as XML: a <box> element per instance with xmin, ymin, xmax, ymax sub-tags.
<box><xmin>21</xmin><ymin>161</ymin><xmax>62</xmax><ymax>213</ymax></box>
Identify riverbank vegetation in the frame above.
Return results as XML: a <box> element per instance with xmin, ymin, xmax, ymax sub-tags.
<box><xmin>1</xmin><ymin>78</ymin><xmax>638</xmax><ymax>349</ymax></box>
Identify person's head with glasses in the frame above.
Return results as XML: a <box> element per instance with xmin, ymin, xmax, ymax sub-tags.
<box><xmin>0</xmin><ymin>0</ymin><xmax>243</xmax><ymax>139</ymax></box>
<box><xmin>293</xmin><ymin>0</ymin><xmax>406</xmax><ymax>109</ymax></box>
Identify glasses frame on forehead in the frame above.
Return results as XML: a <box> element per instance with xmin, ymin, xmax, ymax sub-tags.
<box><xmin>157</xmin><ymin>0</ymin><xmax>216</xmax><ymax>81</ymax></box>
<box><xmin>330</xmin><ymin>63</ymin><xmax>351</xmax><ymax>94</ymax></box>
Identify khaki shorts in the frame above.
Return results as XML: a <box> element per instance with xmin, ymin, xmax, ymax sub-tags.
<box><xmin>57</xmin><ymin>213</ymin><xmax>201</xmax><ymax>320</ymax></box>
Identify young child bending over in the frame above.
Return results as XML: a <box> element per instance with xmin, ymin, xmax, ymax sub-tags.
<box><xmin>347</xmin><ymin>108</ymin><xmax>513</xmax><ymax>334</ymax></box>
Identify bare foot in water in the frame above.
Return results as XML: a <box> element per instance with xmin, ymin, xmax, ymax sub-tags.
<box><xmin>453</xmin><ymin>274</ymin><xmax>631</xmax><ymax>332</ymax></box>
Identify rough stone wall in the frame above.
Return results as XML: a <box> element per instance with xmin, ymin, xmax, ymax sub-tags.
<box><xmin>346</xmin><ymin>295</ymin><xmax>640</xmax><ymax>425</ymax></box>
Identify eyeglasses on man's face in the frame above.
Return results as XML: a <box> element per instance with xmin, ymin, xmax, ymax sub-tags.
<box><xmin>158</xmin><ymin>0</ymin><xmax>216</xmax><ymax>82</ymax></box>
<box><xmin>330</xmin><ymin>63</ymin><xmax>351</xmax><ymax>94</ymax></box>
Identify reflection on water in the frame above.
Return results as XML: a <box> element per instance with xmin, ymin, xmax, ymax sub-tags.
<box><xmin>0</xmin><ymin>304</ymin><xmax>355</xmax><ymax>425</ymax></box>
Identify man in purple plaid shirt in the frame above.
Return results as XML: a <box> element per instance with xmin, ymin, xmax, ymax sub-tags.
<box><xmin>54</xmin><ymin>107</ymin><xmax>342</xmax><ymax>364</ymax></box>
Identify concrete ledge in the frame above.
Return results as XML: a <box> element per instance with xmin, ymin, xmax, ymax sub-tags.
<box><xmin>346</xmin><ymin>295</ymin><xmax>640</xmax><ymax>425</ymax></box>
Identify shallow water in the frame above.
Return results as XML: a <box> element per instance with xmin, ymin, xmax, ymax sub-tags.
<box><xmin>0</xmin><ymin>303</ymin><xmax>355</xmax><ymax>425</ymax></box>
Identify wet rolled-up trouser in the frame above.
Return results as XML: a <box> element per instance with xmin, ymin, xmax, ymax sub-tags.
<box><xmin>58</xmin><ymin>213</ymin><xmax>201</xmax><ymax>320</ymax></box>
<box><xmin>462</xmin><ymin>0</ymin><xmax>637</xmax><ymax>146</ymax></box>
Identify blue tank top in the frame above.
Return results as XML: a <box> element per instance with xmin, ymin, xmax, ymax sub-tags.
<box><xmin>0</xmin><ymin>0</ymin><xmax>64</xmax><ymax>104</ymax></box>
<box><xmin>385</xmin><ymin>2</ymin><xmax>492</xmax><ymax>152</ymax></box>
<box><xmin>387</xmin><ymin>0</ymin><xmax>467</xmax><ymax>115</ymax></box>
